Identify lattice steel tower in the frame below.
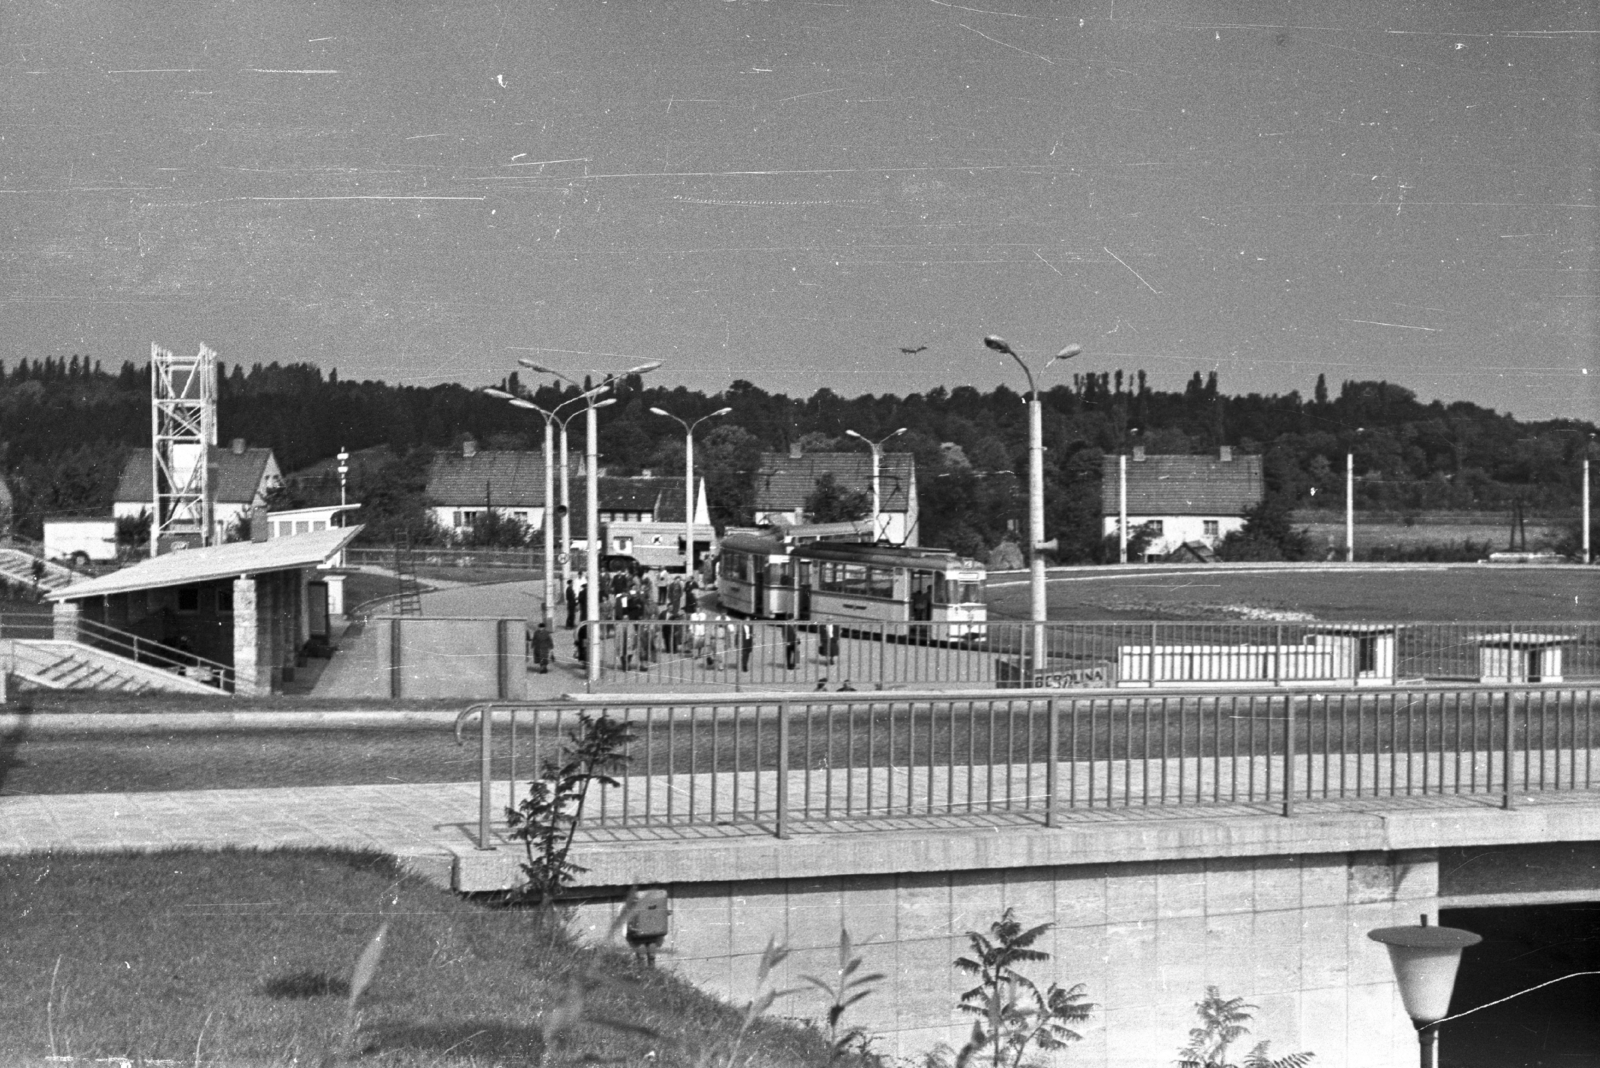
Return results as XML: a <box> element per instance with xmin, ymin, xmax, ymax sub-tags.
<box><xmin>149</xmin><ymin>342</ymin><xmax>218</xmax><ymax>556</ymax></box>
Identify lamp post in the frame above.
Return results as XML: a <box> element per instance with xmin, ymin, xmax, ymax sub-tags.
<box><xmin>545</xmin><ymin>395</ymin><xmax>598</xmax><ymax>593</ymax></box>
<box><xmin>844</xmin><ymin>427</ymin><xmax>907</xmax><ymax>542</ymax></box>
<box><xmin>1346</xmin><ymin>427</ymin><xmax>1366</xmax><ymax>563</ymax></box>
<box><xmin>481</xmin><ymin>387</ymin><xmax>594</xmax><ymax>628</ymax></box>
<box><xmin>521</xmin><ymin>357</ymin><xmax>662</xmax><ymax>688</ymax></box>
<box><xmin>1585</xmin><ymin>434</ymin><xmax>1593</xmax><ymax>565</ymax></box>
<box><xmin>649</xmin><ymin>405</ymin><xmax>732</xmax><ymax>574</ymax></box>
<box><xmin>982</xmin><ymin>334</ymin><xmax>1083</xmax><ymax>680</ymax></box>
<box><xmin>1369</xmin><ymin>918</ymin><xmax>1483</xmax><ymax>1068</ymax></box>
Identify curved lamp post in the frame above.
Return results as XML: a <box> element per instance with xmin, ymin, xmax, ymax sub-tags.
<box><xmin>982</xmin><ymin>334</ymin><xmax>1083</xmax><ymax>679</ymax></box>
<box><xmin>649</xmin><ymin>405</ymin><xmax>732</xmax><ymax>575</ymax></box>
<box><xmin>521</xmin><ymin>357</ymin><xmax>662</xmax><ymax>688</ymax></box>
<box><xmin>1369</xmin><ymin>918</ymin><xmax>1482</xmax><ymax>1068</ymax></box>
<box><xmin>844</xmin><ymin>427</ymin><xmax>907</xmax><ymax>543</ymax></box>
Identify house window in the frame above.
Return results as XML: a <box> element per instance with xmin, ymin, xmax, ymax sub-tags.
<box><xmin>1204</xmin><ymin>520</ymin><xmax>1220</xmax><ymax>537</ymax></box>
<box><xmin>1148</xmin><ymin>520</ymin><xmax>1164</xmax><ymax>536</ymax></box>
<box><xmin>216</xmin><ymin>587</ymin><xmax>233</xmax><ymax>614</ymax></box>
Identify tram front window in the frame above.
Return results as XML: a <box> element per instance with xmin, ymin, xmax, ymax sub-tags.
<box><xmin>934</xmin><ymin>575</ymin><xmax>985</xmax><ymax>605</ymax></box>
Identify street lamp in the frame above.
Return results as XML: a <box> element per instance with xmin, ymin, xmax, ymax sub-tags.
<box><xmin>521</xmin><ymin>357</ymin><xmax>662</xmax><ymax>688</ymax></box>
<box><xmin>1369</xmin><ymin>918</ymin><xmax>1483</xmax><ymax>1068</ymax></box>
<box><xmin>481</xmin><ymin>386</ymin><xmax>604</xmax><ymax>627</ymax></box>
<box><xmin>1346</xmin><ymin>427</ymin><xmax>1366</xmax><ymax>563</ymax></box>
<box><xmin>982</xmin><ymin>334</ymin><xmax>1083</xmax><ymax>680</ymax></box>
<box><xmin>844</xmin><ymin>427</ymin><xmax>906</xmax><ymax>542</ymax></box>
<box><xmin>649</xmin><ymin>405</ymin><xmax>732</xmax><ymax>574</ymax></box>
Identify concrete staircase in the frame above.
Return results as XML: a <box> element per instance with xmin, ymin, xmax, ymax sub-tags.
<box><xmin>0</xmin><ymin>544</ymin><xmax>80</xmax><ymax>594</ymax></box>
<box><xmin>4</xmin><ymin>639</ymin><xmax>224</xmax><ymax>695</ymax></box>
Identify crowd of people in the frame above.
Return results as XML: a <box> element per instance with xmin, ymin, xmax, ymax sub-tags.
<box><xmin>526</xmin><ymin>566</ymin><xmax>845</xmax><ymax>678</ymax></box>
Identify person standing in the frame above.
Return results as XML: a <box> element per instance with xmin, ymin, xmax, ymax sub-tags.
<box><xmin>564</xmin><ymin>578</ymin><xmax>578</xmax><ymax>629</ymax></box>
<box><xmin>739</xmin><ymin>620</ymin><xmax>754</xmax><ymax>672</ymax></box>
<box><xmin>530</xmin><ymin>622</ymin><xmax>554</xmax><ymax>674</ymax></box>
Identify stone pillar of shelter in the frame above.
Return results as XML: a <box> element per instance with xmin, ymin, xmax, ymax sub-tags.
<box><xmin>233</xmin><ymin>575</ymin><xmax>270</xmax><ymax>696</ymax></box>
<box><xmin>52</xmin><ymin>599</ymin><xmax>81</xmax><ymax>641</ymax></box>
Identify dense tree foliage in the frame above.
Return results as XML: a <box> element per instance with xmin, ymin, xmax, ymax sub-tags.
<box><xmin>0</xmin><ymin>354</ymin><xmax>1591</xmax><ymax>563</ymax></box>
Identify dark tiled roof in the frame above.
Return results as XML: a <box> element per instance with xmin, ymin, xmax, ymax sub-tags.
<box><xmin>754</xmin><ymin>452</ymin><xmax>916</xmax><ymax>512</ymax></box>
<box><xmin>1100</xmin><ymin>454</ymin><xmax>1263</xmax><ymax>516</ymax></box>
<box><xmin>426</xmin><ymin>450</ymin><xmax>553</xmax><ymax>508</ymax></box>
<box><xmin>114</xmin><ymin>447</ymin><xmax>277</xmax><ymax>506</ymax></box>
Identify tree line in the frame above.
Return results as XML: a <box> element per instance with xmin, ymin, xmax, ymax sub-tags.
<box><xmin>0</xmin><ymin>354</ymin><xmax>1592</xmax><ymax>562</ymax></box>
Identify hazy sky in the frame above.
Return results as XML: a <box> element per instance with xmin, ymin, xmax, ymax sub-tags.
<box><xmin>4</xmin><ymin>1</ymin><xmax>1595</xmax><ymax>419</ymax></box>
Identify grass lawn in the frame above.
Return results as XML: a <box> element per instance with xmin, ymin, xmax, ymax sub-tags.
<box><xmin>0</xmin><ymin>848</ymin><xmax>839</xmax><ymax>1067</ymax></box>
<box><xmin>986</xmin><ymin>566</ymin><xmax>1599</xmax><ymax>623</ymax></box>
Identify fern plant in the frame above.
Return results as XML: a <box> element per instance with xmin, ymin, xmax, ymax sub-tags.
<box><xmin>1176</xmin><ymin>987</ymin><xmax>1314</xmax><ymax>1068</ymax></box>
<box><xmin>506</xmin><ymin>712</ymin><xmax>637</xmax><ymax>907</ymax></box>
<box><xmin>952</xmin><ymin>907</ymin><xmax>1093</xmax><ymax>1068</ymax></box>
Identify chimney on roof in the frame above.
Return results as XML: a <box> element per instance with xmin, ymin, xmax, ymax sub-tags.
<box><xmin>462</xmin><ymin>439</ymin><xmax>477</xmax><ymax>459</ymax></box>
<box><xmin>789</xmin><ymin>442</ymin><xmax>802</xmax><ymax>459</ymax></box>
<box><xmin>1133</xmin><ymin>446</ymin><xmax>1146</xmax><ymax>462</ymax></box>
<box><xmin>1219</xmin><ymin>445</ymin><xmax>1233</xmax><ymax>462</ymax></box>
<box><xmin>231</xmin><ymin>438</ymin><xmax>246</xmax><ymax>455</ymax></box>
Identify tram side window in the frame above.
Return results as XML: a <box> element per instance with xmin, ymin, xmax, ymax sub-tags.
<box><xmin>819</xmin><ymin>562</ymin><xmax>893</xmax><ymax>598</ymax></box>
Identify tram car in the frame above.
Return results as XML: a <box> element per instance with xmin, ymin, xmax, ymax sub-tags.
<box><xmin>717</xmin><ymin>537</ymin><xmax>988</xmax><ymax>639</ymax></box>
<box><xmin>716</xmin><ymin>533</ymin><xmax>798</xmax><ymax>619</ymax></box>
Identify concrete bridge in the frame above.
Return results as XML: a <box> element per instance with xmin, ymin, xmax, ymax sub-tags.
<box><xmin>452</xmin><ymin>684</ymin><xmax>1600</xmax><ymax>1067</ymax></box>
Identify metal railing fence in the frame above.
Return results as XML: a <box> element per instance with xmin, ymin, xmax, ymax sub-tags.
<box><xmin>345</xmin><ymin>546</ymin><xmax>542</xmax><ymax>571</ymax></box>
<box><xmin>583</xmin><ymin>618</ymin><xmax>1600</xmax><ymax>691</ymax></box>
<box><xmin>457</xmin><ymin>684</ymin><xmax>1599</xmax><ymax>846</ymax></box>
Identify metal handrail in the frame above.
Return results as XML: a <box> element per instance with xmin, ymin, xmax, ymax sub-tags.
<box><xmin>72</xmin><ymin>615</ymin><xmax>235</xmax><ymax>691</ymax></box>
<box><xmin>457</xmin><ymin>683</ymin><xmax>1599</xmax><ymax>847</ymax></box>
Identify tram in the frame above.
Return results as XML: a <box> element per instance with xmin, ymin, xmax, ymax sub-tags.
<box><xmin>717</xmin><ymin>537</ymin><xmax>988</xmax><ymax>639</ymax></box>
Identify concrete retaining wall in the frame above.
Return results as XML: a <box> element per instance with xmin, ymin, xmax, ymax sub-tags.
<box><xmin>372</xmin><ymin>616</ymin><xmax>525</xmax><ymax>700</ymax></box>
<box><xmin>565</xmin><ymin>850</ymin><xmax>1434</xmax><ymax>1066</ymax></box>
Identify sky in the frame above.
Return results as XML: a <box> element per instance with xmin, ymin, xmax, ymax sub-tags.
<box><xmin>3</xmin><ymin>0</ymin><xmax>1596</xmax><ymax>421</ymax></box>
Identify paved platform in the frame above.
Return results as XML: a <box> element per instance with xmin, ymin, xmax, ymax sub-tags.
<box><xmin>0</xmin><ymin>781</ymin><xmax>482</xmax><ymax>887</ymax></box>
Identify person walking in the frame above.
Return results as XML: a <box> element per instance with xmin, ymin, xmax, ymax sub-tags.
<box><xmin>738</xmin><ymin>620</ymin><xmax>754</xmax><ymax>672</ymax></box>
<box><xmin>530</xmin><ymin>622</ymin><xmax>554</xmax><ymax>673</ymax></box>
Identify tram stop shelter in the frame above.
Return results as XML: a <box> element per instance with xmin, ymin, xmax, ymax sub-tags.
<box><xmin>1471</xmin><ymin>631</ymin><xmax>1567</xmax><ymax>684</ymax></box>
<box><xmin>46</xmin><ymin>526</ymin><xmax>362</xmax><ymax>695</ymax></box>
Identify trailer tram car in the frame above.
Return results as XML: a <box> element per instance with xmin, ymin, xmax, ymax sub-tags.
<box><xmin>716</xmin><ymin>533</ymin><xmax>797</xmax><ymax>619</ymax></box>
<box><xmin>718</xmin><ymin>537</ymin><xmax>988</xmax><ymax>641</ymax></box>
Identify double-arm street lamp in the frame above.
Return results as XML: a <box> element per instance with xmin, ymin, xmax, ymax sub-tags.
<box><xmin>983</xmin><ymin>334</ymin><xmax>1083</xmax><ymax>679</ymax></box>
<box><xmin>845</xmin><ymin>427</ymin><xmax>907</xmax><ymax>543</ymax></box>
<box><xmin>520</xmin><ymin>357</ymin><xmax>663</xmax><ymax>688</ymax></box>
<box><xmin>482</xmin><ymin>386</ymin><xmax>611</xmax><ymax>626</ymax></box>
<box><xmin>649</xmin><ymin>405</ymin><xmax>732</xmax><ymax>575</ymax></box>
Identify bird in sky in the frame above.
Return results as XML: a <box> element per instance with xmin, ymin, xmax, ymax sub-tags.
<box><xmin>899</xmin><ymin>345</ymin><xmax>928</xmax><ymax>355</ymax></box>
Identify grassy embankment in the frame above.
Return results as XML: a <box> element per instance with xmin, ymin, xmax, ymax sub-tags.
<box><xmin>1</xmin><ymin>847</ymin><xmax>843</xmax><ymax>1068</ymax></box>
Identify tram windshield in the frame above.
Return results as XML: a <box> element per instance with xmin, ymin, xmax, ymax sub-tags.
<box><xmin>933</xmin><ymin>571</ymin><xmax>985</xmax><ymax>605</ymax></box>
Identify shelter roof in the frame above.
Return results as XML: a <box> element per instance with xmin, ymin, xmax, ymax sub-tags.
<box><xmin>114</xmin><ymin>447</ymin><xmax>277</xmax><ymax>506</ymax></box>
<box><xmin>49</xmin><ymin>526</ymin><xmax>362</xmax><ymax>601</ymax></box>
<box><xmin>1100</xmin><ymin>454</ymin><xmax>1263</xmax><ymax>516</ymax></box>
<box><xmin>754</xmin><ymin>451</ymin><xmax>916</xmax><ymax>512</ymax></box>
